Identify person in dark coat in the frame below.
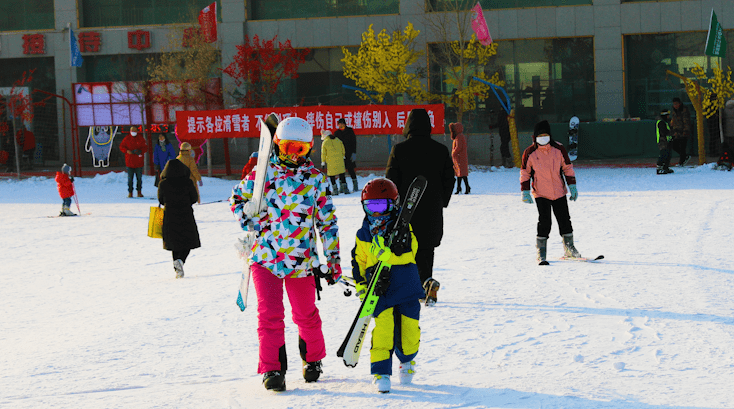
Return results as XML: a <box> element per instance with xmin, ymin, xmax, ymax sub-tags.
<box><xmin>489</xmin><ymin>109</ymin><xmax>513</xmax><ymax>168</ymax></box>
<box><xmin>158</xmin><ymin>158</ymin><xmax>201</xmax><ymax>278</ymax></box>
<box><xmin>385</xmin><ymin>108</ymin><xmax>455</xmax><ymax>306</ymax></box>
<box><xmin>153</xmin><ymin>133</ymin><xmax>176</xmax><ymax>187</ymax></box>
<box><xmin>334</xmin><ymin>118</ymin><xmax>359</xmax><ymax>192</ymax></box>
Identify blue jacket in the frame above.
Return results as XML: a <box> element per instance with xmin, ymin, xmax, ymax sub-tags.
<box><xmin>351</xmin><ymin>217</ymin><xmax>425</xmax><ymax>316</ymax></box>
<box><xmin>153</xmin><ymin>142</ymin><xmax>176</xmax><ymax>170</ymax></box>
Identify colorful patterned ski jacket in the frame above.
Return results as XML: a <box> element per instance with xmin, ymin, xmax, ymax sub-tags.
<box><xmin>351</xmin><ymin>217</ymin><xmax>424</xmax><ymax>317</ymax></box>
<box><xmin>520</xmin><ymin>141</ymin><xmax>576</xmax><ymax>200</ymax></box>
<box><xmin>230</xmin><ymin>155</ymin><xmax>340</xmax><ymax>279</ymax></box>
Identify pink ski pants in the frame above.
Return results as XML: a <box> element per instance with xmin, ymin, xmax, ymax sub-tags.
<box><xmin>251</xmin><ymin>263</ymin><xmax>326</xmax><ymax>373</ymax></box>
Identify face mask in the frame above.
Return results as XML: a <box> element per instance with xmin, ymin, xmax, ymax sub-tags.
<box><xmin>131</xmin><ymin>131</ymin><xmax>138</xmax><ymax>136</ymax></box>
<box><xmin>536</xmin><ymin>135</ymin><xmax>550</xmax><ymax>145</ymax></box>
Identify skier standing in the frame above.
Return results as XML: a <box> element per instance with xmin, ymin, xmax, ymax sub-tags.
<box><xmin>450</xmin><ymin>122</ymin><xmax>470</xmax><ymax>194</ymax></box>
<box><xmin>55</xmin><ymin>163</ymin><xmax>76</xmax><ymax>216</ymax></box>
<box><xmin>119</xmin><ymin>126</ymin><xmax>148</xmax><ymax>198</ymax></box>
<box><xmin>230</xmin><ymin>117</ymin><xmax>341</xmax><ymax>392</ymax></box>
<box><xmin>157</xmin><ymin>158</ymin><xmax>201</xmax><ymax>278</ymax></box>
<box><xmin>656</xmin><ymin>110</ymin><xmax>674</xmax><ymax>175</ymax></box>
<box><xmin>334</xmin><ymin>118</ymin><xmax>359</xmax><ymax>192</ymax></box>
<box><xmin>320</xmin><ymin>129</ymin><xmax>349</xmax><ymax>194</ymax></box>
<box><xmin>520</xmin><ymin>120</ymin><xmax>581</xmax><ymax>265</ymax></box>
<box><xmin>386</xmin><ymin>108</ymin><xmax>454</xmax><ymax>305</ymax></box>
<box><xmin>670</xmin><ymin>97</ymin><xmax>692</xmax><ymax>166</ymax></box>
<box><xmin>351</xmin><ymin>177</ymin><xmax>424</xmax><ymax>393</ymax></box>
<box><xmin>153</xmin><ymin>133</ymin><xmax>176</xmax><ymax>187</ymax></box>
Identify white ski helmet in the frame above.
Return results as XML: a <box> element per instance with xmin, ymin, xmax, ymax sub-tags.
<box><xmin>275</xmin><ymin>117</ymin><xmax>313</xmax><ymax>143</ymax></box>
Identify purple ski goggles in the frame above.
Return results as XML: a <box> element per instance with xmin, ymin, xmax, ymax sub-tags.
<box><xmin>362</xmin><ymin>199</ymin><xmax>395</xmax><ymax>215</ymax></box>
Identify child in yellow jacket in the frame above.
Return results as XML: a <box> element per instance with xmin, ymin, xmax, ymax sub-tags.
<box><xmin>351</xmin><ymin>177</ymin><xmax>424</xmax><ymax>393</ymax></box>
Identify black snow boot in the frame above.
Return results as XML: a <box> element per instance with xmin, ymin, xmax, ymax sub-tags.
<box><xmin>263</xmin><ymin>371</ymin><xmax>286</xmax><ymax>391</ymax></box>
<box><xmin>303</xmin><ymin>360</ymin><xmax>323</xmax><ymax>382</ymax></box>
<box><xmin>537</xmin><ymin>237</ymin><xmax>548</xmax><ymax>265</ymax></box>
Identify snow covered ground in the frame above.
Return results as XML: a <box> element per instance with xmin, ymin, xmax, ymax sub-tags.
<box><xmin>2</xmin><ymin>164</ymin><xmax>734</xmax><ymax>409</ymax></box>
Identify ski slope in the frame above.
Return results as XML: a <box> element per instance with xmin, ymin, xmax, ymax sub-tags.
<box><xmin>1</xmin><ymin>165</ymin><xmax>733</xmax><ymax>409</ymax></box>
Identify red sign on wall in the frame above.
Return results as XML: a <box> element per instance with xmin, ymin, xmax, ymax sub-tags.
<box><xmin>128</xmin><ymin>30</ymin><xmax>151</xmax><ymax>50</ymax></box>
<box><xmin>175</xmin><ymin>104</ymin><xmax>445</xmax><ymax>139</ymax></box>
<box><xmin>78</xmin><ymin>32</ymin><xmax>101</xmax><ymax>52</ymax></box>
<box><xmin>22</xmin><ymin>34</ymin><xmax>45</xmax><ymax>55</ymax></box>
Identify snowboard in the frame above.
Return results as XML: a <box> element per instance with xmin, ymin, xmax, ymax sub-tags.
<box><xmin>236</xmin><ymin>114</ymin><xmax>279</xmax><ymax>312</ymax></box>
<box><xmin>568</xmin><ymin>116</ymin><xmax>580</xmax><ymax>161</ymax></box>
<box><xmin>336</xmin><ymin>175</ymin><xmax>428</xmax><ymax>368</ymax></box>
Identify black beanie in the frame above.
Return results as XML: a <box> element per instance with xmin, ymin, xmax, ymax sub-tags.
<box><xmin>533</xmin><ymin>120</ymin><xmax>551</xmax><ymax>137</ymax></box>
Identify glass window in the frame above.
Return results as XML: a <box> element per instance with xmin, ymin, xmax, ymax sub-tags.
<box><xmin>430</xmin><ymin>37</ymin><xmax>595</xmax><ymax>132</ymax></box>
<box><xmin>276</xmin><ymin>47</ymin><xmax>362</xmax><ymax>107</ymax></box>
<box><xmin>82</xmin><ymin>54</ymin><xmax>157</xmax><ymax>83</ymax></box>
<box><xmin>0</xmin><ymin>0</ymin><xmax>54</xmax><ymax>31</ymax></box>
<box><xmin>251</xmin><ymin>0</ymin><xmax>398</xmax><ymax>20</ymax></box>
<box><xmin>80</xmin><ymin>0</ymin><xmax>220</xmax><ymax>28</ymax></box>
<box><xmin>623</xmin><ymin>32</ymin><xmax>731</xmax><ymax>120</ymax></box>
<box><xmin>0</xmin><ymin>57</ymin><xmax>58</xmax><ymax>164</ymax></box>
<box><xmin>427</xmin><ymin>0</ymin><xmax>590</xmax><ymax>12</ymax></box>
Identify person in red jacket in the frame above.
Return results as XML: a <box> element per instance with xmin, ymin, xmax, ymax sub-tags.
<box><xmin>56</xmin><ymin>163</ymin><xmax>76</xmax><ymax>216</ymax></box>
<box><xmin>119</xmin><ymin>126</ymin><xmax>148</xmax><ymax>197</ymax></box>
<box><xmin>241</xmin><ymin>151</ymin><xmax>258</xmax><ymax>180</ymax></box>
<box><xmin>450</xmin><ymin>122</ymin><xmax>470</xmax><ymax>194</ymax></box>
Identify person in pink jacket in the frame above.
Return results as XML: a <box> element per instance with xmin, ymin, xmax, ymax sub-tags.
<box><xmin>450</xmin><ymin>122</ymin><xmax>470</xmax><ymax>194</ymax></box>
<box><xmin>520</xmin><ymin>120</ymin><xmax>581</xmax><ymax>265</ymax></box>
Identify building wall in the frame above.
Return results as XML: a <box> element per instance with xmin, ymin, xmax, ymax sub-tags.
<box><xmin>1</xmin><ymin>0</ymin><xmax>732</xmax><ymax>166</ymax></box>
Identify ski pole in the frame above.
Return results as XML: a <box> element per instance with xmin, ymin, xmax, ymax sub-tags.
<box><xmin>72</xmin><ymin>184</ymin><xmax>81</xmax><ymax>214</ymax></box>
<box><xmin>198</xmin><ymin>198</ymin><xmax>228</xmax><ymax>205</ymax></box>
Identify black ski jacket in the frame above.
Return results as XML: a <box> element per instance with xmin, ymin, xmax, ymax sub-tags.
<box><xmin>158</xmin><ymin>159</ymin><xmax>201</xmax><ymax>252</ymax></box>
<box><xmin>386</xmin><ymin>109</ymin><xmax>455</xmax><ymax>248</ymax></box>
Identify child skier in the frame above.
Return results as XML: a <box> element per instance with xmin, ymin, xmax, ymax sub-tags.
<box><xmin>230</xmin><ymin>116</ymin><xmax>341</xmax><ymax>392</ymax></box>
<box><xmin>55</xmin><ymin>163</ymin><xmax>76</xmax><ymax>216</ymax></box>
<box><xmin>320</xmin><ymin>129</ymin><xmax>350</xmax><ymax>195</ymax></box>
<box><xmin>351</xmin><ymin>177</ymin><xmax>424</xmax><ymax>393</ymax></box>
<box><xmin>520</xmin><ymin>120</ymin><xmax>582</xmax><ymax>265</ymax></box>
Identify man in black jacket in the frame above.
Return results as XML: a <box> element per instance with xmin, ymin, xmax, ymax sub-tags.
<box><xmin>386</xmin><ymin>108</ymin><xmax>455</xmax><ymax>306</ymax></box>
<box><xmin>334</xmin><ymin>118</ymin><xmax>358</xmax><ymax>192</ymax></box>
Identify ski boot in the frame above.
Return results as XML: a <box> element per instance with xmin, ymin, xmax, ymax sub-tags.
<box><xmin>536</xmin><ymin>236</ymin><xmax>549</xmax><ymax>265</ymax></box>
<box><xmin>302</xmin><ymin>360</ymin><xmax>322</xmax><ymax>383</ymax></box>
<box><xmin>372</xmin><ymin>374</ymin><xmax>390</xmax><ymax>393</ymax></box>
<box><xmin>423</xmin><ymin>278</ymin><xmax>440</xmax><ymax>306</ymax></box>
<box><xmin>263</xmin><ymin>371</ymin><xmax>286</xmax><ymax>391</ymax></box>
<box><xmin>399</xmin><ymin>360</ymin><xmax>415</xmax><ymax>385</ymax></box>
<box><xmin>174</xmin><ymin>259</ymin><xmax>184</xmax><ymax>278</ymax></box>
<box><xmin>562</xmin><ymin>233</ymin><xmax>582</xmax><ymax>259</ymax></box>
<box><xmin>339</xmin><ymin>181</ymin><xmax>350</xmax><ymax>195</ymax></box>
<box><xmin>60</xmin><ymin>205</ymin><xmax>76</xmax><ymax>216</ymax></box>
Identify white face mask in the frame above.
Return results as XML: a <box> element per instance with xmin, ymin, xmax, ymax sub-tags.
<box><xmin>536</xmin><ymin>135</ymin><xmax>550</xmax><ymax>145</ymax></box>
<box><xmin>131</xmin><ymin>131</ymin><xmax>138</xmax><ymax>136</ymax></box>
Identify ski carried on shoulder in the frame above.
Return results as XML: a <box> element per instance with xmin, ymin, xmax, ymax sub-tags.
<box><xmin>336</xmin><ymin>175</ymin><xmax>427</xmax><ymax>368</ymax></box>
<box><xmin>236</xmin><ymin>114</ymin><xmax>278</xmax><ymax>312</ymax></box>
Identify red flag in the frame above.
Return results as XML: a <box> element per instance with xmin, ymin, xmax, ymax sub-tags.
<box><xmin>471</xmin><ymin>2</ymin><xmax>492</xmax><ymax>46</ymax></box>
<box><xmin>198</xmin><ymin>2</ymin><xmax>217</xmax><ymax>43</ymax></box>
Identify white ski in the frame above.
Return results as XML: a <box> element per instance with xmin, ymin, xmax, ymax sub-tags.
<box><xmin>236</xmin><ymin>116</ymin><xmax>277</xmax><ymax>312</ymax></box>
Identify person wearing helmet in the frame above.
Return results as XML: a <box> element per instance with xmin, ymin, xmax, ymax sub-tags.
<box><xmin>230</xmin><ymin>116</ymin><xmax>341</xmax><ymax>392</ymax></box>
<box><xmin>177</xmin><ymin>142</ymin><xmax>203</xmax><ymax>204</ymax></box>
<box><xmin>351</xmin><ymin>177</ymin><xmax>424</xmax><ymax>393</ymax></box>
<box><xmin>119</xmin><ymin>126</ymin><xmax>148</xmax><ymax>197</ymax></box>
<box><xmin>55</xmin><ymin>163</ymin><xmax>76</xmax><ymax>216</ymax></box>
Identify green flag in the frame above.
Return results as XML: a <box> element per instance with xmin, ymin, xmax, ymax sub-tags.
<box><xmin>705</xmin><ymin>9</ymin><xmax>727</xmax><ymax>57</ymax></box>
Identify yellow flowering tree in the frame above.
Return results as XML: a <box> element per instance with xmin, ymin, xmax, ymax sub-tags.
<box><xmin>691</xmin><ymin>62</ymin><xmax>734</xmax><ymax>118</ymax></box>
<box><xmin>430</xmin><ymin>34</ymin><xmax>503</xmax><ymax>122</ymax></box>
<box><xmin>341</xmin><ymin>23</ymin><xmax>426</xmax><ymax>104</ymax></box>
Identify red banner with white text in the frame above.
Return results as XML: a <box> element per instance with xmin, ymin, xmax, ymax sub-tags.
<box><xmin>175</xmin><ymin>104</ymin><xmax>445</xmax><ymax>139</ymax></box>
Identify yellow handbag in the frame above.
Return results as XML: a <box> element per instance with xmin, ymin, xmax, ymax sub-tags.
<box><xmin>147</xmin><ymin>205</ymin><xmax>164</xmax><ymax>238</ymax></box>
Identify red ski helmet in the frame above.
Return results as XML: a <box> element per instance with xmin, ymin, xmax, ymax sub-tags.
<box><xmin>361</xmin><ymin>178</ymin><xmax>399</xmax><ymax>203</ymax></box>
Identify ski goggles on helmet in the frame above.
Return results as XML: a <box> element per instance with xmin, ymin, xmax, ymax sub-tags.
<box><xmin>277</xmin><ymin>139</ymin><xmax>311</xmax><ymax>157</ymax></box>
<box><xmin>362</xmin><ymin>199</ymin><xmax>395</xmax><ymax>216</ymax></box>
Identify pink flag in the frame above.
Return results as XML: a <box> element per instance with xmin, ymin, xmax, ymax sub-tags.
<box><xmin>471</xmin><ymin>2</ymin><xmax>492</xmax><ymax>46</ymax></box>
<box><xmin>198</xmin><ymin>2</ymin><xmax>217</xmax><ymax>43</ymax></box>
